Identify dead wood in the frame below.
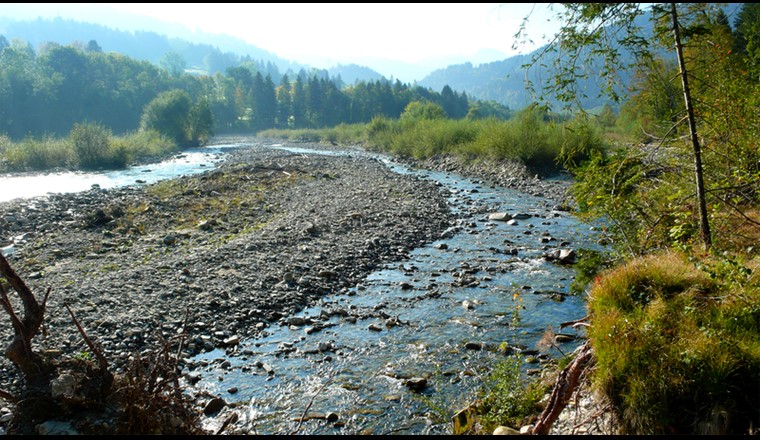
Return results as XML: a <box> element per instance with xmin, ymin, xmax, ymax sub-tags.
<box><xmin>532</xmin><ymin>341</ymin><xmax>595</xmax><ymax>435</ymax></box>
<box><xmin>0</xmin><ymin>254</ymin><xmax>202</xmax><ymax>434</ymax></box>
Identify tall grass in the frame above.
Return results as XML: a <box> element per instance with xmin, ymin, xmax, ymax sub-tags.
<box><xmin>259</xmin><ymin>108</ymin><xmax>605</xmax><ymax>174</ymax></box>
<box><xmin>0</xmin><ymin>127</ymin><xmax>178</xmax><ymax>172</ymax></box>
<box><xmin>258</xmin><ymin>123</ymin><xmax>370</xmax><ymax>146</ymax></box>
<box><xmin>587</xmin><ymin>252</ymin><xmax>760</xmax><ymax>434</ymax></box>
<box><xmin>3</xmin><ymin>135</ymin><xmax>75</xmax><ymax>171</ymax></box>
<box><xmin>364</xmin><ymin>109</ymin><xmax>604</xmax><ymax>173</ymax></box>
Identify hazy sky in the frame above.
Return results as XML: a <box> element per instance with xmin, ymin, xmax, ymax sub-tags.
<box><xmin>3</xmin><ymin>3</ymin><xmax>561</xmax><ymax>81</ymax></box>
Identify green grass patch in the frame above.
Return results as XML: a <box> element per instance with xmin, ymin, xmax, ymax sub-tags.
<box><xmin>587</xmin><ymin>251</ymin><xmax>760</xmax><ymax>434</ymax></box>
<box><xmin>0</xmin><ymin>125</ymin><xmax>178</xmax><ymax>172</ymax></box>
<box><xmin>3</xmin><ymin>135</ymin><xmax>75</xmax><ymax>171</ymax></box>
<box><xmin>474</xmin><ymin>355</ymin><xmax>549</xmax><ymax>432</ymax></box>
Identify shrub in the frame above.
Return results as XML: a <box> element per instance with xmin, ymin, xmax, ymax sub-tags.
<box><xmin>476</xmin><ymin>355</ymin><xmax>547</xmax><ymax>431</ymax></box>
<box><xmin>69</xmin><ymin>122</ymin><xmax>115</xmax><ymax>169</ymax></box>
<box><xmin>117</xmin><ymin>130</ymin><xmax>177</xmax><ymax>161</ymax></box>
<box><xmin>140</xmin><ymin>90</ymin><xmax>193</xmax><ymax>145</ymax></box>
<box><xmin>587</xmin><ymin>252</ymin><xmax>760</xmax><ymax>434</ymax></box>
<box><xmin>3</xmin><ymin>135</ymin><xmax>74</xmax><ymax>171</ymax></box>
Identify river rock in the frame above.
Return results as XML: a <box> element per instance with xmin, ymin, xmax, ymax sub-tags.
<box><xmin>493</xmin><ymin>425</ymin><xmax>520</xmax><ymax>435</ymax></box>
<box><xmin>203</xmin><ymin>397</ymin><xmax>226</xmax><ymax>415</ymax></box>
<box><xmin>488</xmin><ymin>213</ymin><xmax>512</xmax><ymax>222</ymax></box>
<box><xmin>404</xmin><ymin>377</ymin><xmax>427</xmax><ymax>392</ymax></box>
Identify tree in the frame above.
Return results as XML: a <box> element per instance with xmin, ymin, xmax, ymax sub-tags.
<box><xmin>521</xmin><ymin>3</ymin><xmax>724</xmax><ymax>251</ymax></box>
<box><xmin>187</xmin><ymin>98</ymin><xmax>214</xmax><ymax>146</ymax></box>
<box><xmin>734</xmin><ymin>3</ymin><xmax>760</xmax><ymax>81</ymax></box>
<box><xmin>400</xmin><ymin>101</ymin><xmax>446</xmax><ymax>122</ymax></box>
<box><xmin>140</xmin><ymin>89</ymin><xmax>192</xmax><ymax>145</ymax></box>
<box><xmin>86</xmin><ymin>39</ymin><xmax>102</xmax><ymax>53</ymax></box>
<box><xmin>159</xmin><ymin>51</ymin><xmax>187</xmax><ymax>78</ymax></box>
<box><xmin>275</xmin><ymin>74</ymin><xmax>293</xmax><ymax>128</ymax></box>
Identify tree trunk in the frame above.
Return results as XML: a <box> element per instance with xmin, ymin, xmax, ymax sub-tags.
<box><xmin>671</xmin><ymin>2</ymin><xmax>712</xmax><ymax>250</ymax></box>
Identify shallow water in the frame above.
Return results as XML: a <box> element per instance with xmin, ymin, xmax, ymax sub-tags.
<box><xmin>0</xmin><ymin>144</ymin><xmax>243</xmax><ymax>203</ymax></box>
<box><xmin>1</xmin><ymin>141</ymin><xmax>607</xmax><ymax>434</ymax></box>
<box><xmin>191</xmin><ymin>148</ymin><xmax>607</xmax><ymax>435</ymax></box>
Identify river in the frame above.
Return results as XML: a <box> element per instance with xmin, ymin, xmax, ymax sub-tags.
<box><xmin>0</xmin><ymin>141</ymin><xmax>607</xmax><ymax>434</ymax></box>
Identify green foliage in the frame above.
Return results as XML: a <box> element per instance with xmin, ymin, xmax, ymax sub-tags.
<box><xmin>476</xmin><ymin>355</ymin><xmax>547</xmax><ymax>431</ymax></box>
<box><xmin>570</xmin><ymin>248</ymin><xmax>615</xmax><ymax>295</ymax></box>
<box><xmin>258</xmin><ymin>123</ymin><xmax>368</xmax><ymax>146</ymax></box>
<box><xmin>187</xmin><ymin>98</ymin><xmax>214</xmax><ymax>146</ymax></box>
<box><xmin>69</xmin><ymin>122</ymin><xmax>124</xmax><ymax>169</ymax></box>
<box><xmin>0</xmin><ymin>128</ymin><xmax>177</xmax><ymax>172</ymax></box>
<box><xmin>0</xmin><ymin>135</ymin><xmax>11</xmax><ymax>169</ymax></box>
<box><xmin>159</xmin><ymin>51</ymin><xmax>186</xmax><ymax>77</ymax></box>
<box><xmin>112</xmin><ymin>129</ymin><xmax>178</xmax><ymax>162</ymax></box>
<box><xmin>587</xmin><ymin>252</ymin><xmax>760</xmax><ymax>434</ymax></box>
<box><xmin>140</xmin><ymin>89</ymin><xmax>193</xmax><ymax>145</ymax></box>
<box><xmin>399</xmin><ymin>101</ymin><xmax>446</xmax><ymax>122</ymax></box>
<box><xmin>388</xmin><ymin>119</ymin><xmax>478</xmax><ymax>159</ymax></box>
<box><xmin>466</xmin><ymin>100</ymin><xmax>512</xmax><ymax>121</ymax></box>
<box><xmin>2</xmin><ymin>135</ymin><xmax>74</xmax><ymax>171</ymax></box>
<box><xmin>73</xmin><ymin>351</ymin><xmax>93</xmax><ymax>362</ymax></box>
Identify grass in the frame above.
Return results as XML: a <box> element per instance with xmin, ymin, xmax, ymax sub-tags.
<box><xmin>261</xmin><ymin>108</ymin><xmax>606</xmax><ymax>175</ymax></box>
<box><xmin>473</xmin><ymin>354</ymin><xmax>550</xmax><ymax>433</ymax></box>
<box><xmin>587</xmin><ymin>251</ymin><xmax>760</xmax><ymax>434</ymax></box>
<box><xmin>0</xmin><ymin>126</ymin><xmax>178</xmax><ymax>172</ymax></box>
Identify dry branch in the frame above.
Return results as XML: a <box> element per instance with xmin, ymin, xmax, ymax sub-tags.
<box><xmin>532</xmin><ymin>341</ymin><xmax>595</xmax><ymax>435</ymax></box>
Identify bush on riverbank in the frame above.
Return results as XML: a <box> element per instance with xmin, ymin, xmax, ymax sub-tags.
<box><xmin>587</xmin><ymin>251</ymin><xmax>760</xmax><ymax>434</ymax></box>
<box><xmin>2</xmin><ymin>135</ymin><xmax>74</xmax><ymax>171</ymax></box>
<box><xmin>259</xmin><ymin>105</ymin><xmax>606</xmax><ymax>175</ymax></box>
<box><xmin>0</xmin><ymin>125</ymin><xmax>178</xmax><ymax>172</ymax></box>
<box><xmin>474</xmin><ymin>355</ymin><xmax>549</xmax><ymax>432</ymax></box>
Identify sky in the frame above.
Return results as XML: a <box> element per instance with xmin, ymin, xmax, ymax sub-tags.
<box><xmin>2</xmin><ymin>3</ymin><xmax>562</xmax><ymax>82</ymax></box>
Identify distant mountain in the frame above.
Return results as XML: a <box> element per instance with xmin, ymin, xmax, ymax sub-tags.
<box><xmin>0</xmin><ymin>17</ymin><xmax>388</xmax><ymax>84</ymax></box>
<box><xmin>417</xmin><ymin>55</ymin><xmax>537</xmax><ymax>110</ymax></box>
<box><xmin>327</xmin><ymin>64</ymin><xmax>385</xmax><ymax>86</ymax></box>
<box><xmin>419</xmin><ymin>4</ymin><xmax>743</xmax><ymax>111</ymax></box>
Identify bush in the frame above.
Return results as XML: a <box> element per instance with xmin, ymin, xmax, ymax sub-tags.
<box><xmin>476</xmin><ymin>355</ymin><xmax>547</xmax><ymax>431</ymax></box>
<box><xmin>587</xmin><ymin>252</ymin><xmax>760</xmax><ymax>434</ymax></box>
<box><xmin>3</xmin><ymin>135</ymin><xmax>74</xmax><ymax>171</ymax></box>
<box><xmin>140</xmin><ymin>90</ymin><xmax>193</xmax><ymax>145</ymax></box>
<box><xmin>117</xmin><ymin>130</ymin><xmax>178</xmax><ymax>161</ymax></box>
<box><xmin>69</xmin><ymin>122</ymin><xmax>117</xmax><ymax>169</ymax></box>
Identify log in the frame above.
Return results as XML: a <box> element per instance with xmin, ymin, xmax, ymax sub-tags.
<box><xmin>532</xmin><ymin>341</ymin><xmax>594</xmax><ymax>435</ymax></box>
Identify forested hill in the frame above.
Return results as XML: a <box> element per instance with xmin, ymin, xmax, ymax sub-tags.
<box><xmin>417</xmin><ymin>4</ymin><xmax>740</xmax><ymax>111</ymax></box>
<box><xmin>417</xmin><ymin>55</ymin><xmax>538</xmax><ymax>111</ymax></box>
<box><xmin>0</xmin><ymin>17</ymin><xmax>350</xmax><ymax>81</ymax></box>
<box><xmin>0</xmin><ymin>15</ymin><xmax>617</xmax><ymax>112</ymax></box>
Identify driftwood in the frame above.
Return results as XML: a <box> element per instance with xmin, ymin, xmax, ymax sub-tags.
<box><xmin>0</xmin><ymin>253</ymin><xmax>203</xmax><ymax>434</ymax></box>
<box><xmin>0</xmin><ymin>253</ymin><xmax>59</xmax><ymax>433</ymax></box>
<box><xmin>532</xmin><ymin>341</ymin><xmax>595</xmax><ymax>435</ymax></box>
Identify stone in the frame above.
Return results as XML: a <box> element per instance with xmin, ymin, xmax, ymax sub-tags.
<box><xmin>203</xmin><ymin>397</ymin><xmax>226</xmax><ymax>415</ymax></box>
<box><xmin>493</xmin><ymin>425</ymin><xmax>520</xmax><ymax>435</ymax></box>
<box><xmin>488</xmin><ymin>212</ymin><xmax>511</xmax><ymax>222</ymax></box>
<box><xmin>404</xmin><ymin>377</ymin><xmax>427</xmax><ymax>392</ymax></box>
<box><xmin>36</xmin><ymin>421</ymin><xmax>79</xmax><ymax>435</ymax></box>
<box><xmin>51</xmin><ymin>373</ymin><xmax>78</xmax><ymax>399</ymax></box>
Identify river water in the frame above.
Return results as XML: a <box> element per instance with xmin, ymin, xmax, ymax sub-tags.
<box><xmin>0</xmin><ymin>145</ymin><xmax>237</xmax><ymax>203</ymax></box>
<box><xmin>0</xmin><ymin>141</ymin><xmax>607</xmax><ymax>434</ymax></box>
<box><xmin>190</xmin><ymin>145</ymin><xmax>606</xmax><ymax>435</ymax></box>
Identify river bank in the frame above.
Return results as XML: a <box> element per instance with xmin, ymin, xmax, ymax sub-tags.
<box><xmin>0</xmin><ymin>137</ymin><xmax>608</xmax><ymax>434</ymax></box>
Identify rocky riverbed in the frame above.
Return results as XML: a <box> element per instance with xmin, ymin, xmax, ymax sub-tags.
<box><xmin>0</xmin><ymin>137</ymin><xmax>611</xmax><ymax>434</ymax></box>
